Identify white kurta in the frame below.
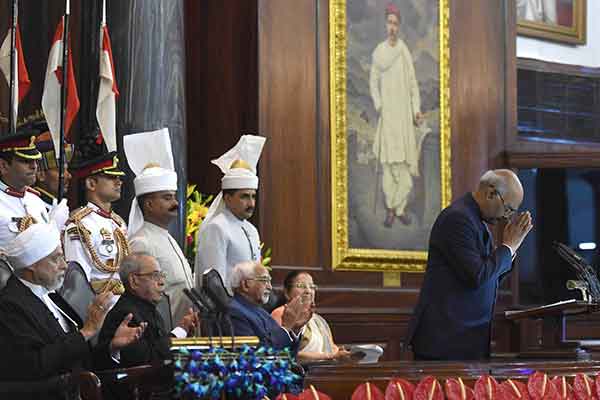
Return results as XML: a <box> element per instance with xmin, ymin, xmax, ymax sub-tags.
<box><xmin>370</xmin><ymin>39</ymin><xmax>421</xmax><ymax>215</ymax></box>
<box><xmin>129</xmin><ymin>221</ymin><xmax>194</xmax><ymax>323</ymax></box>
<box><xmin>0</xmin><ymin>181</ymin><xmax>49</xmax><ymax>248</ymax></box>
<box><xmin>63</xmin><ymin>202</ymin><xmax>127</xmax><ymax>283</ymax></box>
<box><xmin>517</xmin><ymin>0</ymin><xmax>557</xmax><ymax>24</ymax></box>
<box><xmin>194</xmin><ymin>207</ymin><xmax>261</xmax><ymax>291</ymax></box>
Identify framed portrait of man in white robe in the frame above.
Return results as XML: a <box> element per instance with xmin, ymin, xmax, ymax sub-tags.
<box><xmin>330</xmin><ymin>0</ymin><xmax>451</xmax><ymax>272</ymax></box>
<box><xmin>517</xmin><ymin>0</ymin><xmax>586</xmax><ymax>45</ymax></box>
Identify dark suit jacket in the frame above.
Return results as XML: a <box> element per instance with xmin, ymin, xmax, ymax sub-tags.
<box><xmin>0</xmin><ymin>275</ymin><xmax>107</xmax><ymax>400</ymax></box>
<box><xmin>95</xmin><ymin>291</ymin><xmax>172</xmax><ymax>370</ymax></box>
<box><xmin>227</xmin><ymin>293</ymin><xmax>299</xmax><ymax>353</ymax></box>
<box><xmin>406</xmin><ymin>193</ymin><xmax>513</xmax><ymax>360</ymax></box>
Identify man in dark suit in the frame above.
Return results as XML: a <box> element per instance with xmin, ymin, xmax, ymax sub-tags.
<box><xmin>0</xmin><ymin>223</ymin><xmax>145</xmax><ymax>400</ymax></box>
<box><xmin>407</xmin><ymin>169</ymin><xmax>533</xmax><ymax>360</ymax></box>
<box><xmin>227</xmin><ymin>261</ymin><xmax>310</xmax><ymax>352</ymax></box>
<box><xmin>96</xmin><ymin>252</ymin><xmax>199</xmax><ymax>370</ymax></box>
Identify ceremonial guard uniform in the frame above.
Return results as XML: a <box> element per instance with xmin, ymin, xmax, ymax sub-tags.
<box><xmin>64</xmin><ymin>153</ymin><xmax>129</xmax><ymax>295</ymax></box>
<box><xmin>124</xmin><ymin>128</ymin><xmax>195</xmax><ymax>323</ymax></box>
<box><xmin>195</xmin><ymin>135</ymin><xmax>266</xmax><ymax>291</ymax></box>
<box><xmin>0</xmin><ymin>130</ymin><xmax>50</xmax><ymax>247</ymax></box>
<box><xmin>33</xmin><ymin>128</ymin><xmax>74</xmax><ymax>212</ymax></box>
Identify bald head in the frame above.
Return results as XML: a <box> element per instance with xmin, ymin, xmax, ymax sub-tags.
<box><xmin>475</xmin><ymin>169</ymin><xmax>524</xmax><ymax>224</ymax></box>
<box><xmin>479</xmin><ymin>169</ymin><xmax>523</xmax><ymax>201</ymax></box>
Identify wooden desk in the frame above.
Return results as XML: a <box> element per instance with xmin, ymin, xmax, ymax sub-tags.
<box><xmin>305</xmin><ymin>359</ymin><xmax>600</xmax><ymax>399</ymax></box>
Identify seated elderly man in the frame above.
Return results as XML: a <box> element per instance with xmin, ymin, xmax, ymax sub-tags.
<box><xmin>96</xmin><ymin>252</ymin><xmax>199</xmax><ymax>369</ymax></box>
<box><xmin>0</xmin><ymin>223</ymin><xmax>144</xmax><ymax>400</ymax></box>
<box><xmin>227</xmin><ymin>261</ymin><xmax>311</xmax><ymax>351</ymax></box>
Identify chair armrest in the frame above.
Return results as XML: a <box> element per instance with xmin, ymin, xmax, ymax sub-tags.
<box><xmin>75</xmin><ymin>371</ymin><xmax>102</xmax><ymax>400</ymax></box>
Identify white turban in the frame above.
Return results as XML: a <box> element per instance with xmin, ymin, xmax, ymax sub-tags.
<box><xmin>124</xmin><ymin>128</ymin><xmax>178</xmax><ymax>237</ymax></box>
<box><xmin>133</xmin><ymin>166</ymin><xmax>178</xmax><ymax>196</ymax></box>
<box><xmin>4</xmin><ymin>223</ymin><xmax>61</xmax><ymax>270</ymax></box>
<box><xmin>200</xmin><ymin>135</ymin><xmax>266</xmax><ymax>232</ymax></box>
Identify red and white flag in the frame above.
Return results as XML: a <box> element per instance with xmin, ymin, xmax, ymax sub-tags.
<box><xmin>96</xmin><ymin>24</ymin><xmax>119</xmax><ymax>152</ymax></box>
<box><xmin>0</xmin><ymin>24</ymin><xmax>31</xmax><ymax>123</ymax></box>
<box><xmin>41</xmin><ymin>16</ymin><xmax>80</xmax><ymax>154</ymax></box>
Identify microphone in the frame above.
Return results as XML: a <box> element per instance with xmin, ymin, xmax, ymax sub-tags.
<box><xmin>183</xmin><ymin>288</ymin><xmax>211</xmax><ymax>314</ymax></box>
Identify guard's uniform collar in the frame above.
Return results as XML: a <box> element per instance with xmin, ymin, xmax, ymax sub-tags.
<box><xmin>87</xmin><ymin>202</ymin><xmax>113</xmax><ymax>219</ymax></box>
<box><xmin>0</xmin><ymin>180</ymin><xmax>29</xmax><ymax>198</ymax></box>
<box><xmin>34</xmin><ymin>186</ymin><xmax>56</xmax><ymax>206</ymax></box>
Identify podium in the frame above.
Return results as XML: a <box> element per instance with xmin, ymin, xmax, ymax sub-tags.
<box><xmin>505</xmin><ymin>299</ymin><xmax>600</xmax><ymax>359</ymax></box>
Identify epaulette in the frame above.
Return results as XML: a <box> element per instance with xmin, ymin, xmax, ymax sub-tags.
<box><xmin>25</xmin><ymin>187</ymin><xmax>40</xmax><ymax>196</ymax></box>
<box><xmin>111</xmin><ymin>212</ymin><xmax>126</xmax><ymax>228</ymax></box>
<box><xmin>67</xmin><ymin>206</ymin><xmax>94</xmax><ymax>226</ymax></box>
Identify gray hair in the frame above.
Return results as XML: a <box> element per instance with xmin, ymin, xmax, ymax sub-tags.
<box><xmin>230</xmin><ymin>261</ymin><xmax>260</xmax><ymax>290</ymax></box>
<box><xmin>119</xmin><ymin>252</ymin><xmax>155</xmax><ymax>288</ymax></box>
<box><xmin>479</xmin><ymin>170</ymin><xmax>508</xmax><ymax>195</ymax></box>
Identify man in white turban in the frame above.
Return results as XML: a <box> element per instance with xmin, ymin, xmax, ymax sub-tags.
<box><xmin>0</xmin><ymin>223</ymin><xmax>145</xmax><ymax>400</ymax></box>
<box><xmin>195</xmin><ymin>135</ymin><xmax>266</xmax><ymax>292</ymax></box>
<box><xmin>124</xmin><ymin>128</ymin><xmax>194</xmax><ymax>323</ymax></box>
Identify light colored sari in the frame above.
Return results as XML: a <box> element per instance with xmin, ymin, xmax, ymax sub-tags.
<box><xmin>299</xmin><ymin>313</ymin><xmax>335</xmax><ymax>354</ymax></box>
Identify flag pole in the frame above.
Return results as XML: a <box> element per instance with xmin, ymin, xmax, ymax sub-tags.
<box><xmin>57</xmin><ymin>0</ymin><xmax>70</xmax><ymax>201</ymax></box>
<box><xmin>8</xmin><ymin>0</ymin><xmax>18</xmax><ymax>135</ymax></box>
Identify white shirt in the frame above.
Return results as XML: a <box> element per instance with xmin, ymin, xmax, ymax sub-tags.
<box><xmin>63</xmin><ymin>202</ymin><xmax>128</xmax><ymax>283</ymax></box>
<box><xmin>129</xmin><ymin>221</ymin><xmax>194</xmax><ymax>323</ymax></box>
<box><xmin>18</xmin><ymin>278</ymin><xmax>77</xmax><ymax>333</ymax></box>
<box><xmin>0</xmin><ymin>181</ymin><xmax>49</xmax><ymax>248</ymax></box>
<box><xmin>194</xmin><ymin>207</ymin><xmax>261</xmax><ymax>291</ymax></box>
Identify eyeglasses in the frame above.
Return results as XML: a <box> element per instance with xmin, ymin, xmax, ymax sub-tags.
<box><xmin>135</xmin><ymin>270</ymin><xmax>167</xmax><ymax>281</ymax></box>
<box><xmin>495</xmin><ymin>190</ymin><xmax>517</xmax><ymax>218</ymax></box>
<box><xmin>293</xmin><ymin>283</ymin><xmax>318</xmax><ymax>291</ymax></box>
<box><xmin>249</xmin><ymin>276</ymin><xmax>272</xmax><ymax>284</ymax></box>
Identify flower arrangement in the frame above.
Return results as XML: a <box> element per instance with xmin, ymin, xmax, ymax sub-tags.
<box><xmin>173</xmin><ymin>345</ymin><xmax>301</xmax><ymax>400</ymax></box>
<box><xmin>261</xmin><ymin>243</ymin><xmax>272</xmax><ymax>269</ymax></box>
<box><xmin>185</xmin><ymin>184</ymin><xmax>213</xmax><ymax>263</ymax></box>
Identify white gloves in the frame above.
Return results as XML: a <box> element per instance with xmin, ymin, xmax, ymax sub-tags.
<box><xmin>49</xmin><ymin>198</ymin><xmax>69</xmax><ymax>230</ymax></box>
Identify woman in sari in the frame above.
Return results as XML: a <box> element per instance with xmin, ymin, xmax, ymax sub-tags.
<box><xmin>271</xmin><ymin>271</ymin><xmax>351</xmax><ymax>362</ymax></box>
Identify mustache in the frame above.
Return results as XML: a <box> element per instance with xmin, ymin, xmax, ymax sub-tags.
<box><xmin>169</xmin><ymin>206</ymin><xmax>178</xmax><ymax>212</ymax></box>
<box><xmin>246</xmin><ymin>207</ymin><xmax>254</xmax><ymax>213</ymax></box>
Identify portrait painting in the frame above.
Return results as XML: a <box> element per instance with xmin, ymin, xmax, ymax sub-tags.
<box><xmin>330</xmin><ymin>0</ymin><xmax>451</xmax><ymax>272</ymax></box>
<box><xmin>517</xmin><ymin>0</ymin><xmax>586</xmax><ymax>44</ymax></box>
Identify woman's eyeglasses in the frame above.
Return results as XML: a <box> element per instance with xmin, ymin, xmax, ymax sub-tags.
<box><xmin>294</xmin><ymin>283</ymin><xmax>318</xmax><ymax>291</ymax></box>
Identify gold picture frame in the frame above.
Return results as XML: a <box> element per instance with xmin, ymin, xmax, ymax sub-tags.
<box><xmin>330</xmin><ymin>0</ymin><xmax>451</xmax><ymax>272</ymax></box>
<box><xmin>517</xmin><ymin>0</ymin><xmax>586</xmax><ymax>45</ymax></box>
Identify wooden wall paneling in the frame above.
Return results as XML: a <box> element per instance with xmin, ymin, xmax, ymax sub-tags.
<box><xmin>317</xmin><ymin>0</ymin><xmax>331</xmax><ymax>271</ymax></box>
<box><xmin>258</xmin><ymin>0</ymin><xmax>321</xmax><ymax>268</ymax></box>
<box><xmin>184</xmin><ymin>0</ymin><xmax>259</xmax><ymax>197</ymax></box>
<box><xmin>505</xmin><ymin>0</ymin><xmax>517</xmax><ymax>154</ymax></box>
<box><xmin>450</xmin><ymin>0</ymin><xmax>508</xmax><ymax>196</ymax></box>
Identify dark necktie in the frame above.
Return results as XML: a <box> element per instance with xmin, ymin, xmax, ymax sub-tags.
<box><xmin>240</xmin><ymin>225</ymin><xmax>257</xmax><ymax>260</ymax></box>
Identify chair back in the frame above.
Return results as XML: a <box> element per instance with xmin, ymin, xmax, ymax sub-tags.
<box><xmin>157</xmin><ymin>293</ymin><xmax>173</xmax><ymax>332</ymax></box>
<box><xmin>0</xmin><ymin>257</ymin><xmax>13</xmax><ymax>291</ymax></box>
<box><xmin>202</xmin><ymin>268</ymin><xmax>232</xmax><ymax>313</ymax></box>
<box><xmin>59</xmin><ymin>262</ymin><xmax>95</xmax><ymax>321</ymax></box>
